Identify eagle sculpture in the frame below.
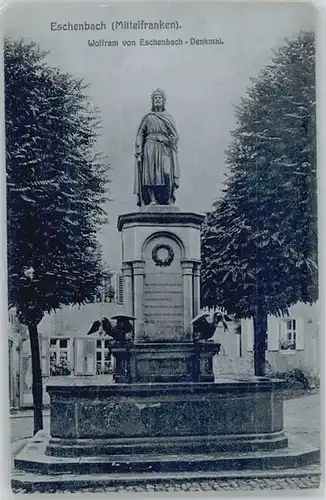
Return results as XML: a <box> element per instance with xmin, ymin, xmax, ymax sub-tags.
<box><xmin>86</xmin><ymin>315</ymin><xmax>135</xmax><ymax>342</ymax></box>
<box><xmin>191</xmin><ymin>311</ymin><xmax>231</xmax><ymax>342</ymax></box>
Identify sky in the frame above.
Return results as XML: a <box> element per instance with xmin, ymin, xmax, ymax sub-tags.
<box><xmin>4</xmin><ymin>1</ymin><xmax>315</xmax><ymax>269</ymax></box>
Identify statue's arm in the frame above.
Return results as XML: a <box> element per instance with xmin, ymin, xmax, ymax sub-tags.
<box><xmin>170</xmin><ymin>117</ymin><xmax>179</xmax><ymax>146</ymax></box>
<box><xmin>135</xmin><ymin>116</ymin><xmax>148</xmax><ymax>156</ymax></box>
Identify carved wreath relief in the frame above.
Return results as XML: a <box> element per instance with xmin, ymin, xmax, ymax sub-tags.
<box><xmin>151</xmin><ymin>243</ymin><xmax>174</xmax><ymax>267</ymax></box>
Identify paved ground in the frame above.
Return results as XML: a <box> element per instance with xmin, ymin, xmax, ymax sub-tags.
<box><xmin>11</xmin><ymin>475</ymin><xmax>322</xmax><ymax>493</ymax></box>
<box><xmin>10</xmin><ymin>391</ymin><xmax>323</xmax><ymax>493</ymax></box>
<box><xmin>283</xmin><ymin>391</ymin><xmax>321</xmax><ymax>449</ymax></box>
<box><xmin>11</xmin><ymin>409</ymin><xmax>50</xmax><ymax>444</ymax></box>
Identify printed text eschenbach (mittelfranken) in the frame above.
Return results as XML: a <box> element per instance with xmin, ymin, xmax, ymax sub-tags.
<box><xmin>50</xmin><ymin>20</ymin><xmax>182</xmax><ymax>32</ymax></box>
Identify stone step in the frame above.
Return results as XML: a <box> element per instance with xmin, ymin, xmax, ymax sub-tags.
<box><xmin>11</xmin><ymin>465</ymin><xmax>321</xmax><ymax>493</ymax></box>
<box><xmin>14</xmin><ymin>433</ymin><xmax>320</xmax><ymax>476</ymax></box>
<box><xmin>47</xmin><ymin>431</ymin><xmax>288</xmax><ymax>456</ymax></box>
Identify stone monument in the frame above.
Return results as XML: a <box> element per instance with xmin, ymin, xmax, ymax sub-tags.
<box><xmin>115</xmin><ymin>88</ymin><xmax>220</xmax><ymax>383</ymax></box>
<box><xmin>13</xmin><ymin>91</ymin><xmax>319</xmax><ymax>489</ymax></box>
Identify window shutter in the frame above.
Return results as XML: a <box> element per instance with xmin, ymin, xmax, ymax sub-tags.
<box><xmin>68</xmin><ymin>338</ymin><xmax>74</xmax><ymax>373</ymax></box>
<box><xmin>267</xmin><ymin>316</ymin><xmax>280</xmax><ymax>351</ymax></box>
<box><xmin>40</xmin><ymin>337</ymin><xmax>48</xmax><ymax>377</ymax></box>
<box><xmin>84</xmin><ymin>338</ymin><xmax>96</xmax><ymax>375</ymax></box>
<box><xmin>243</xmin><ymin>318</ymin><xmax>254</xmax><ymax>352</ymax></box>
<box><xmin>74</xmin><ymin>338</ymin><xmax>85</xmax><ymax>375</ymax></box>
<box><xmin>296</xmin><ymin>318</ymin><xmax>305</xmax><ymax>350</ymax></box>
<box><xmin>278</xmin><ymin>319</ymin><xmax>285</xmax><ymax>346</ymax></box>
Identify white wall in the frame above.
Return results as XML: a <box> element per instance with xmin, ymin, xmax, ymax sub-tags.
<box><xmin>213</xmin><ymin>323</ymin><xmax>254</xmax><ymax>378</ymax></box>
<box><xmin>19</xmin><ymin>302</ymin><xmax>125</xmax><ymax>407</ymax></box>
<box><xmin>216</xmin><ymin>302</ymin><xmax>320</xmax><ymax>378</ymax></box>
<box><xmin>38</xmin><ymin>302</ymin><xmax>125</xmax><ymax>338</ymax></box>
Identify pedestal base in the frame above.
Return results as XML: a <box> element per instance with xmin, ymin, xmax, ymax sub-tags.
<box><xmin>118</xmin><ymin>209</ymin><xmax>205</xmax><ymax>340</ymax></box>
<box><xmin>45</xmin><ymin>377</ymin><xmax>286</xmax><ymax>458</ymax></box>
<box><xmin>15</xmin><ymin>432</ymin><xmax>319</xmax><ymax>476</ymax></box>
<box><xmin>111</xmin><ymin>342</ymin><xmax>221</xmax><ymax>383</ymax></box>
<box><xmin>13</xmin><ymin>377</ymin><xmax>320</xmax><ymax>490</ymax></box>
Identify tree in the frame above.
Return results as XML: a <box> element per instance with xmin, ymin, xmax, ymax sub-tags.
<box><xmin>5</xmin><ymin>38</ymin><xmax>110</xmax><ymax>433</ymax></box>
<box><xmin>201</xmin><ymin>31</ymin><xmax>317</xmax><ymax>376</ymax></box>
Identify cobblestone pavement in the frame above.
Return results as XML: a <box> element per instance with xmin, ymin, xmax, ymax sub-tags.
<box><xmin>12</xmin><ymin>474</ymin><xmax>322</xmax><ymax>493</ymax></box>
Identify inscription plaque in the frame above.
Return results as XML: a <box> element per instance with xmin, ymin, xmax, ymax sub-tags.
<box><xmin>144</xmin><ymin>273</ymin><xmax>184</xmax><ymax>340</ymax></box>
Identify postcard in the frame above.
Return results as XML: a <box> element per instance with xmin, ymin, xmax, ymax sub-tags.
<box><xmin>4</xmin><ymin>0</ymin><xmax>321</xmax><ymax>494</ymax></box>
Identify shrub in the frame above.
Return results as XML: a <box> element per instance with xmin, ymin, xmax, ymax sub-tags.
<box><xmin>274</xmin><ymin>368</ymin><xmax>316</xmax><ymax>390</ymax></box>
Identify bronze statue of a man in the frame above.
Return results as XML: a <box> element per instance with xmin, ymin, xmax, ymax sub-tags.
<box><xmin>134</xmin><ymin>89</ymin><xmax>180</xmax><ymax>206</ymax></box>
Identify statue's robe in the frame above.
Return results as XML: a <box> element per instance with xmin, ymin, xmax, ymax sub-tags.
<box><xmin>134</xmin><ymin>111</ymin><xmax>180</xmax><ymax>206</ymax></box>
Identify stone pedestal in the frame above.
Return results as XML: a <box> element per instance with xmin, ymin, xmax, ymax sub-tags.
<box><xmin>44</xmin><ymin>377</ymin><xmax>288</xmax><ymax>459</ymax></box>
<box><xmin>118</xmin><ymin>206</ymin><xmax>204</xmax><ymax>344</ymax></box>
<box><xmin>111</xmin><ymin>342</ymin><xmax>221</xmax><ymax>383</ymax></box>
<box><xmin>111</xmin><ymin>344</ymin><xmax>131</xmax><ymax>383</ymax></box>
<box><xmin>117</xmin><ymin>206</ymin><xmax>206</xmax><ymax>383</ymax></box>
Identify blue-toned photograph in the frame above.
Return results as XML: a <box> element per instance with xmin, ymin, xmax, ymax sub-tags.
<box><xmin>4</xmin><ymin>1</ymin><xmax>320</xmax><ymax>494</ymax></box>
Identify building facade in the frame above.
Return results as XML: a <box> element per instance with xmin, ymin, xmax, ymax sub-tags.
<box><xmin>11</xmin><ymin>298</ymin><xmax>319</xmax><ymax>409</ymax></box>
<box><xmin>94</xmin><ymin>271</ymin><xmax>124</xmax><ymax>304</ymax></box>
<box><xmin>213</xmin><ymin>301</ymin><xmax>320</xmax><ymax>380</ymax></box>
<box><xmin>19</xmin><ymin>299</ymin><xmax>125</xmax><ymax>407</ymax></box>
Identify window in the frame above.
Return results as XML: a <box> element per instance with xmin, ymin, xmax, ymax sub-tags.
<box><xmin>49</xmin><ymin>338</ymin><xmax>72</xmax><ymax>376</ymax></box>
<box><xmin>95</xmin><ymin>339</ymin><xmax>113</xmax><ymax>375</ymax></box>
<box><xmin>279</xmin><ymin>319</ymin><xmax>296</xmax><ymax>350</ymax></box>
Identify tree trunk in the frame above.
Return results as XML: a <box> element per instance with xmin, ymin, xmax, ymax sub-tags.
<box><xmin>253</xmin><ymin>310</ymin><xmax>268</xmax><ymax>376</ymax></box>
<box><xmin>239</xmin><ymin>328</ymin><xmax>242</xmax><ymax>358</ymax></box>
<box><xmin>28</xmin><ymin>323</ymin><xmax>43</xmax><ymax>435</ymax></box>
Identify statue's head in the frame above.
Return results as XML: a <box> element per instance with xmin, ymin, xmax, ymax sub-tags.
<box><xmin>151</xmin><ymin>88</ymin><xmax>166</xmax><ymax>112</ymax></box>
